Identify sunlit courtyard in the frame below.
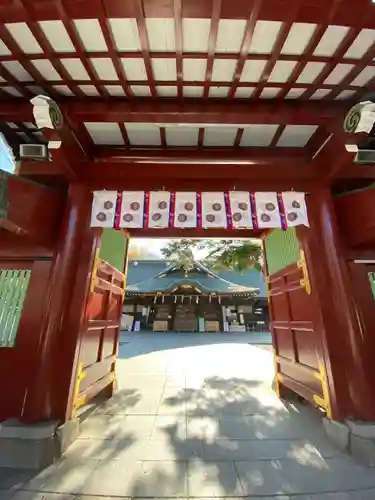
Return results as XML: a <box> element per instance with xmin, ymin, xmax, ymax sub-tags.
<box><xmin>4</xmin><ymin>332</ymin><xmax>375</xmax><ymax>499</ymax></box>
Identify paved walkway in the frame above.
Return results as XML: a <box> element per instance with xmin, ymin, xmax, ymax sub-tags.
<box><xmin>2</xmin><ymin>332</ymin><xmax>375</xmax><ymax>500</ymax></box>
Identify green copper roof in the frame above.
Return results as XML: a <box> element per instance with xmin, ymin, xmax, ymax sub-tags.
<box><xmin>126</xmin><ymin>261</ymin><xmax>259</xmax><ymax>295</ymax></box>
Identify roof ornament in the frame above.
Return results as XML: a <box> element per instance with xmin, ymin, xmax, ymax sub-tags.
<box><xmin>30</xmin><ymin>95</ymin><xmax>64</xmax><ymax>150</ymax></box>
<box><xmin>343</xmin><ymin>100</ymin><xmax>375</xmax><ymax>152</ymax></box>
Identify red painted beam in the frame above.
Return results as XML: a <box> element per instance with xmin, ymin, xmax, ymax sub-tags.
<box><xmin>84</xmin><ymin>161</ymin><xmax>315</xmax><ymax>180</ymax></box>
<box><xmin>60</xmin><ymin>99</ymin><xmax>349</xmax><ymax>125</ymax></box>
<box><xmin>127</xmin><ymin>227</ymin><xmax>261</xmax><ymax>239</ymax></box>
<box><xmin>0</xmin><ymin>99</ymin><xmax>351</xmax><ymax>125</ymax></box>
<box><xmin>93</xmin><ymin>146</ymin><xmax>308</xmax><ymax>165</ymax></box>
<box><xmin>79</xmin><ymin>165</ymin><xmax>318</xmax><ymax>193</ymax></box>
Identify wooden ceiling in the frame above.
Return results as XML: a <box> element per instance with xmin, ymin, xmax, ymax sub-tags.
<box><xmin>0</xmin><ymin>0</ymin><xmax>375</xmax><ymax>190</ymax></box>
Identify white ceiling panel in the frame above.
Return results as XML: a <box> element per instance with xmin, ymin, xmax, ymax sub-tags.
<box><xmin>152</xmin><ymin>58</ymin><xmax>177</xmax><ymax>81</ymax></box>
<box><xmin>73</xmin><ymin>19</ymin><xmax>107</xmax><ymax>52</ymax></box>
<box><xmin>156</xmin><ymin>86</ymin><xmax>178</xmax><ymax>97</ymax></box>
<box><xmin>31</xmin><ymin>59</ymin><xmax>62</xmax><ymax>81</ymax></box>
<box><xmin>146</xmin><ymin>19</ymin><xmax>175</xmax><ymax>51</ymax></box>
<box><xmin>90</xmin><ymin>58</ymin><xmax>118</xmax><ymax>81</ymax></box>
<box><xmin>268</xmin><ymin>61</ymin><xmax>297</xmax><ymax>83</ymax></box>
<box><xmin>183</xmin><ymin>86</ymin><xmax>204</xmax><ymax>97</ymax></box>
<box><xmin>240</xmin><ymin>125</ymin><xmax>278</xmax><ymax>147</ymax></box>
<box><xmin>104</xmin><ymin>85</ymin><xmax>125</xmax><ymax>96</ymax></box>
<box><xmin>125</xmin><ymin>123</ymin><xmax>161</xmax><ymax>146</ymax></box>
<box><xmin>313</xmin><ymin>25</ymin><xmax>350</xmax><ymax>57</ymax></box>
<box><xmin>240</xmin><ymin>60</ymin><xmax>267</xmax><ymax>82</ymax></box>
<box><xmin>211</xmin><ymin>59</ymin><xmax>237</xmax><ymax>82</ymax></box>
<box><xmin>344</xmin><ymin>29</ymin><xmax>375</xmax><ymax>59</ymax></box>
<box><xmin>1</xmin><ymin>61</ymin><xmax>33</xmax><ymax>81</ymax></box>
<box><xmin>182</xmin><ymin>19</ymin><xmax>210</xmax><ymax>52</ymax></box>
<box><xmin>209</xmin><ymin>86</ymin><xmax>229</xmax><ymax>98</ymax></box>
<box><xmin>234</xmin><ymin>87</ymin><xmax>255</xmax><ymax>98</ymax></box>
<box><xmin>277</xmin><ymin>125</ymin><xmax>318</xmax><ymax>147</ymax></box>
<box><xmin>2</xmin><ymin>87</ymin><xmax>23</xmax><ymax>97</ymax></box>
<box><xmin>53</xmin><ymin>85</ymin><xmax>74</xmax><ymax>96</ymax></box>
<box><xmin>248</xmin><ymin>21</ymin><xmax>282</xmax><ymax>54</ymax></box>
<box><xmin>131</xmin><ymin>85</ymin><xmax>151</xmax><ymax>96</ymax></box>
<box><xmin>216</xmin><ymin>20</ymin><xmax>246</xmax><ymax>53</ymax></box>
<box><xmin>310</xmin><ymin>88</ymin><xmax>331</xmax><ymax>99</ymax></box>
<box><xmin>26</xmin><ymin>85</ymin><xmax>48</xmax><ymax>95</ymax></box>
<box><xmin>17</xmin><ymin>132</ymin><xmax>31</xmax><ymax>142</ymax></box>
<box><xmin>324</xmin><ymin>64</ymin><xmax>354</xmax><ymax>85</ymax></box>
<box><xmin>285</xmin><ymin>88</ymin><xmax>306</xmax><ymax>99</ymax></box>
<box><xmin>85</xmin><ymin>122</ymin><xmax>124</xmax><ymax>145</ymax></box>
<box><xmin>5</xmin><ymin>22</ymin><xmax>42</xmax><ymax>54</ymax></box>
<box><xmin>39</xmin><ymin>20</ymin><xmax>75</xmax><ymax>52</ymax></box>
<box><xmin>23</xmin><ymin>122</ymin><xmax>37</xmax><ymax>129</ymax></box>
<box><xmin>61</xmin><ymin>59</ymin><xmax>90</xmax><ymax>80</ymax></box>
<box><xmin>260</xmin><ymin>87</ymin><xmax>281</xmax><ymax>98</ymax></box>
<box><xmin>204</xmin><ymin>126</ymin><xmax>237</xmax><ymax>147</ymax></box>
<box><xmin>166</xmin><ymin>126</ymin><xmax>199</xmax><ymax>146</ymax></box>
<box><xmin>335</xmin><ymin>89</ymin><xmax>356</xmax><ymax>99</ymax></box>
<box><xmin>0</xmin><ymin>40</ymin><xmax>10</xmax><ymax>56</ymax></box>
<box><xmin>351</xmin><ymin>66</ymin><xmax>375</xmax><ymax>86</ymax></box>
<box><xmin>121</xmin><ymin>59</ymin><xmax>147</xmax><ymax>80</ymax></box>
<box><xmin>79</xmin><ymin>85</ymin><xmax>100</xmax><ymax>96</ymax></box>
<box><xmin>281</xmin><ymin>23</ymin><xmax>317</xmax><ymax>55</ymax></box>
<box><xmin>296</xmin><ymin>62</ymin><xmax>326</xmax><ymax>84</ymax></box>
<box><xmin>108</xmin><ymin>19</ymin><xmax>141</xmax><ymax>51</ymax></box>
<box><xmin>183</xmin><ymin>59</ymin><xmax>206</xmax><ymax>81</ymax></box>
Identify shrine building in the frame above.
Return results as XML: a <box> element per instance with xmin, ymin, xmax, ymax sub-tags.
<box><xmin>123</xmin><ymin>257</ymin><xmax>268</xmax><ymax>332</ymax></box>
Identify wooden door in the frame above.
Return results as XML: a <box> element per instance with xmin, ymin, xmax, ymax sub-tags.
<box><xmin>264</xmin><ymin>230</ymin><xmax>331</xmax><ymax>416</ymax></box>
<box><xmin>71</xmin><ymin>257</ymin><xmax>126</xmax><ymax>416</ymax></box>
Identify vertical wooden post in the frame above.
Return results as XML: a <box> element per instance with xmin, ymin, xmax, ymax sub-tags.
<box><xmin>23</xmin><ymin>184</ymin><xmax>100</xmax><ymax>423</ymax></box>
<box><xmin>261</xmin><ymin>235</ymin><xmax>282</xmax><ymax>399</ymax></box>
<box><xmin>297</xmin><ymin>188</ymin><xmax>375</xmax><ymax>421</ymax></box>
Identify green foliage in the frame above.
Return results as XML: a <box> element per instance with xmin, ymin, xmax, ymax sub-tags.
<box><xmin>161</xmin><ymin>239</ymin><xmax>262</xmax><ymax>272</ymax></box>
<box><xmin>161</xmin><ymin>239</ymin><xmax>195</xmax><ymax>273</ymax></box>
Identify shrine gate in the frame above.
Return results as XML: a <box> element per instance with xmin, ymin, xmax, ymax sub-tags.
<box><xmin>2</xmin><ymin>0</ymin><xmax>375</xmax><ymax>467</ymax></box>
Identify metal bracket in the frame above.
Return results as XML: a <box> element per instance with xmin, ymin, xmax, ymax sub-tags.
<box><xmin>90</xmin><ymin>248</ymin><xmax>101</xmax><ymax>294</ymax></box>
<box><xmin>71</xmin><ymin>361</ymin><xmax>86</xmax><ymax>418</ymax></box>
<box><xmin>297</xmin><ymin>249</ymin><xmax>311</xmax><ymax>295</ymax></box>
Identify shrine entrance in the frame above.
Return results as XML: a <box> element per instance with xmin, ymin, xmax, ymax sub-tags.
<box><xmin>3</xmin><ymin>0</ymin><xmax>375</xmax><ymax>469</ymax></box>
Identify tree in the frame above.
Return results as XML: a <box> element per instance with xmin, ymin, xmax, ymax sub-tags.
<box><xmin>161</xmin><ymin>239</ymin><xmax>262</xmax><ymax>272</ymax></box>
<box><xmin>160</xmin><ymin>239</ymin><xmax>196</xmax><ymax>273</ymax></box>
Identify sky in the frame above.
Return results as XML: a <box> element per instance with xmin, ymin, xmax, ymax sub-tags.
<box><xmin>128</xmin><ymin>237</ymin><xmax>259</xmax><ymax>260</ymax></box>
<box><xmin>0</xmin><ymin>134</ymin><xmax>16</xmax><ymax>174</ymax></box>
<box><xmin>129</xmin><ymin>238</ymin><xmax>171</xmax><ymax>259</ymax></box>
<box><xmin>129</xmin><ymin>238</ymin><xmax>208</xmax><ymax>259</ymax></box>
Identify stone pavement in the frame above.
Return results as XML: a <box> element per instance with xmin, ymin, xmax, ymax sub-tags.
<box><xmin>1</xmin><ymin>332</ymin><xmax>375</xmax><ymax>500</ymax></box>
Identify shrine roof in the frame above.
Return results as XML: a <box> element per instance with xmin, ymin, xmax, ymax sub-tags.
<box><xmin>126</xmin><ymin>260</ymin><xmax>259</xmax><ymax>295</ymax></box>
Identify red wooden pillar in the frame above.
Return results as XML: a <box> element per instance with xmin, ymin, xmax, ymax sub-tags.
<box><xmin>23</xmin><ymin>184</ymin><xmax>100</xmax><ymax>423</ymax></box>
<box><xmin>297</xmin><ymin>187</ymin><xmax>375</xmax><ymax>421</ymax></box>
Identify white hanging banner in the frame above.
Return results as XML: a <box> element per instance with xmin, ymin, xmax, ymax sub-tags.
<box><xmin>148</xmin><ymin>191</ymin><xmax>171</xmax><ymax>228</ymax></box>
<box><xmin>281</xmin><ymin>191</ymin><xmax>309</xmax><ymax>227</ymax></box>
<box><xmin>254</xmin><ymin>192</ymin><xmax>282</xmax><ymax>229</ymax></box>
<box><xmin>90</xmin><ymin>190</ymin><xmax>118</xmax><ymax>228</ymax></box>
<box><xmin>119</xmin><ymin>191</ymin><xmax>145</xmax><ymax>228</ymax></box>
<box><xmin>201</xmin><ymin>192</ymin><xmax>227</xmax><ymax>228</ymax></box>
<box><xmin>89</xmin><ymin>190</ymin><xmax>309</xmax><ymax>230</ymax></box>
<box><xmin>228</xmin><ymin>191</ymin><xmax>252</xmax><ymax>228</ymax></box>
<box><xmin>173</xmin><ymin>192</ymin><xmax>197</xmax><ymax>228</ymax></box>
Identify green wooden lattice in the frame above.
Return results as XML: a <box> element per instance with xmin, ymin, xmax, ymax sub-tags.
<box><xmin>264</xmin><ymin>228</ymin><xmax>300</xmax><ymax>275</ymax></box>
<box><xmin>0</xmin><ymin>269</ymin><xmax>31</xmax><ymax>347</ymax></box>
<box><xmin>100</xmin><ymin>228</ymin><xmax>127</xmax><ymax>272</ymax></box>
